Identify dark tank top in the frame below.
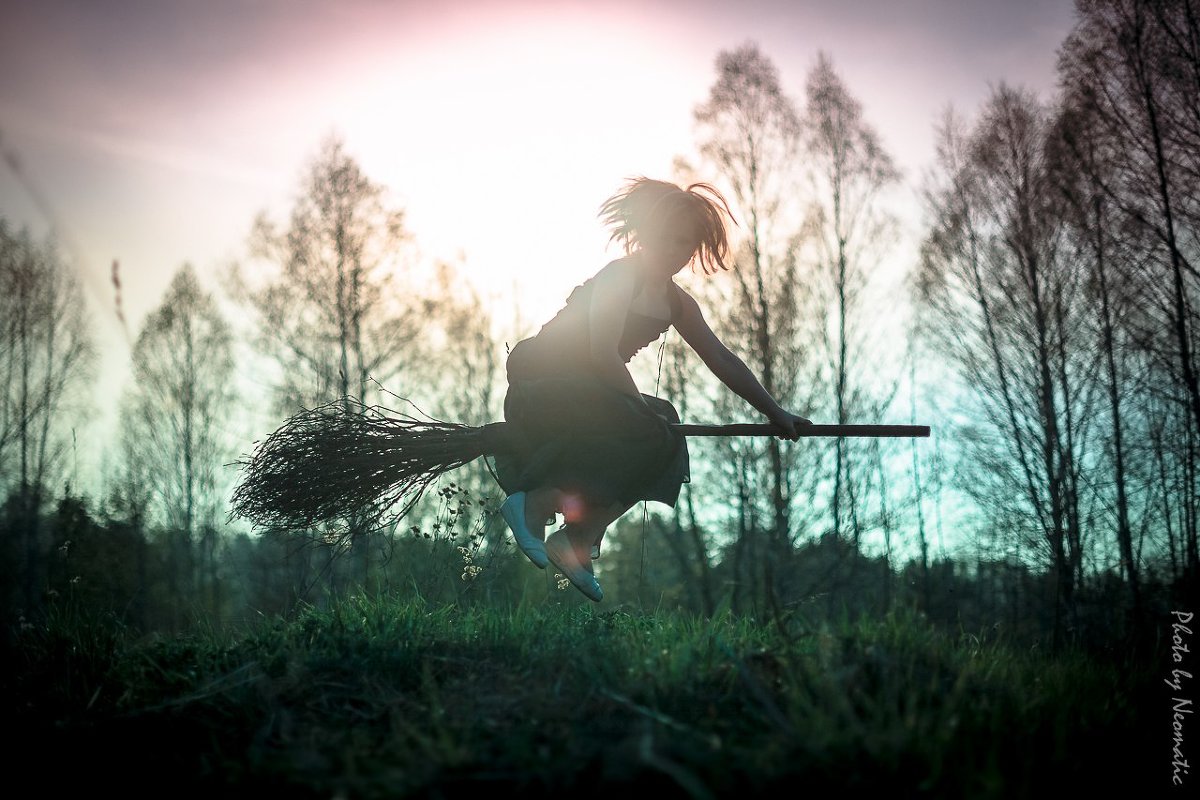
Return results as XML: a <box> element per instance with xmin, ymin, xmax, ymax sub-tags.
<box><xmin>507</xmin><ymin>260</ymin><xmax>682</xmax><ymax>380</ymax></box>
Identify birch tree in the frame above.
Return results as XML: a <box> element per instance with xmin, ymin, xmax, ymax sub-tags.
<box><xmin>691</xmin><ymin>42</ymin><xmax>820</xmax><ymax>612</ymax></box>
<box><xmin>0</xmin><ymin>222</ymin><xmax>93</xmax><ymax>613</ymax></box>
<box><xmin>917</xmin><ymin>89</ymin><xmax>1094</xmax><ymax>643</ymax></box>
<box><xmin>802</xmin><ymin>51</ymin><xmax>902</xmax><ymax>550</ymax></box>
<box><xmin>232</xmin><ymin>136</ymin><xmax>423</xmax><ymax>590</ymax></box>
<box><xmin>119</xmin><ymin>264</ymin><xmax>236</xmax><ymax>620</ymax></box>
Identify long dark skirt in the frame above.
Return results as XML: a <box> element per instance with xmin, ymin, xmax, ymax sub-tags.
<box><xmin>489</xmin><ymin>374</ymin><xmax>690</xmax><ymax>509</ymax></box>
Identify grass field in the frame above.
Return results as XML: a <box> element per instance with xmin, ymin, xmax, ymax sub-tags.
<box><xmin>4</xmin><ymin>595</ymin><xmax>1164</xmax><ymax>798</ymax></box>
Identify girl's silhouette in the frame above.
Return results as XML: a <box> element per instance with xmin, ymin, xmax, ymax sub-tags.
<box><xmin>492</xmin><ymin>177</ymin><xmax>809</xmax><ymax>601</ymax></box>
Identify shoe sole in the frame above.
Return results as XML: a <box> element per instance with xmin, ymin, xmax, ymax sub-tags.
<box><xmin>545</xmin><ymin>535</ymin><xmax>603</xmax><ymax>602</ymax></box>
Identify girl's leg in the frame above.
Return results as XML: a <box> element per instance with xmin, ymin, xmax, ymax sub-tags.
<box><xmin>517</xmin><ymin>490</ymin><xmax>627</xmax><ymax>548</ymax></box>
<box><xmin>522</xmin><ymin>486</ymin><xmax>564</xmax><ymax>541</ymax></box>
<box><xmin>544</xmin><ymin>498</ymin><xmax>633</xmax><ymax>602</ymax></box>
<box><xmin>590</xmin><ymin>501</ymin><xmax>635</xmax><ymax>560</ymax></box>
<box><xmin>560</xmin><ymin>500</ymin><xmax>633</xmax><ymax>562</ymax></box>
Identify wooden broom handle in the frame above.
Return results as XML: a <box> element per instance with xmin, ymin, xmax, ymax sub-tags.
<box><xmin>672</xmin><ymin>423</ymin><xmax>930</xmax><ymax>438</ymax></box>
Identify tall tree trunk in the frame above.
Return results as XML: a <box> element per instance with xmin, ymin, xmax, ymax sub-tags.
<box><xmin>682</xmin><ymin>485</ymin><xmax>715</xmax><ymax>616</ymax></box>
<box><xmin>1094</xmin><ymin>196</ymin><xmax>1140</xmax><ymax>611</ymax></box>
<box><xmin>909</xmin><ymin>350</ymin><xmax>931</xmax><ymax>611</ymax></box>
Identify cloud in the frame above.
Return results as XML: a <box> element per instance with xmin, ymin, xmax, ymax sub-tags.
<box><xmin>1</xmin><ymin>102</ymin><xmax>276</xmax><ymax>187</ymax></box>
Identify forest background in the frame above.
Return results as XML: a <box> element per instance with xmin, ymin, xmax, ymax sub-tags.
<box><xmin>1</xmin><ymin>0</ymin><xmax>1195</xmax><ymax>653</ymax></box>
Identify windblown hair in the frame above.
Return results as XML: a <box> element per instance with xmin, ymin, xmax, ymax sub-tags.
<box><xmin>598</xmin><ymin>177</ymin><xmax>737</xmax><ymax>275</ymax></box>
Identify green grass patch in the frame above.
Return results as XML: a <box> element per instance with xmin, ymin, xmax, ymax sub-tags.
<box><xmin>4</xmin><ymin>598</ymin><xmax>1159</xmax><ymax>798</ymax></box>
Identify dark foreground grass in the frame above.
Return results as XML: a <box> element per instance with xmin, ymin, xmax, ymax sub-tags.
<box><xmin>4</xmin><ymin>597</ymin><xmax>1162</xmax><ymax>799</ymax></box>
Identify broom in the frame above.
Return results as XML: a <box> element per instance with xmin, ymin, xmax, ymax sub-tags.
<box><xmin>229</xmin><ymin>396</ymin><xmax>929</xmax><ymax>537</ymax></box>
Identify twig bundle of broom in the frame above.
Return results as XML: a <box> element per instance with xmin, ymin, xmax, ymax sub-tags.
<box><xmin>230</xmin><ymin>395</ymin><xmax>929</xmax><ymax>536</ymax></box>
<box><xmin>230</xmin><ymin>397</ymin><xmax>505</xmax><ymax>536</ymax></box>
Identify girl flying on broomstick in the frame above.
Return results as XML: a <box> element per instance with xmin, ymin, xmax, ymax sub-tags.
<box><xmin>493</xmin><ymin>177</ymin><xmax>811</xmax><ymax>602</ymax></box>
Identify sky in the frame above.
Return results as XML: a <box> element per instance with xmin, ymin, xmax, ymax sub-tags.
<box><xmin>0</xmin><ymin>0</ymin><xmax>1078</xmax><ymax>496</ymax></box>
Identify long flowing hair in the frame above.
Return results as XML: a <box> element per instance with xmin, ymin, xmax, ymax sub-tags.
<box><xmin>597</xmin><ymin>177</ymin><xmax>737</xmax><ymax>275</ymax></box>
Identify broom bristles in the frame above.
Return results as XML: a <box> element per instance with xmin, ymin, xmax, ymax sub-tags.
<box><xmin>230</xmin><ymin>397</ymin><xmax>492</xmax><ymax>536</ymax></box>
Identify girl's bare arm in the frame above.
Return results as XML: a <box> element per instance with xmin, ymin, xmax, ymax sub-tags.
<box><xmin>672</xmin><ymin>287</ymin><xmax>809</xmax><ymax>437</ymax></box>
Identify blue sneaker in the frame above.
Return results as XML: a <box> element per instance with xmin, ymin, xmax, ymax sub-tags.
<box><xmin>545</xmin><ymin>530</ymin><xmax>603</xmax><ymax>602</ymax></box>
<box><xmin>500</xmin><ymin>492</ymin><xmax>548</xmax><ymax>569</ymax></box>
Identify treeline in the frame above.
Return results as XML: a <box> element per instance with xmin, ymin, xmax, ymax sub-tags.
<box><xmin>917</xmin><ymin>0</ymin><xmax>1200</xmax><ymax>634</ymax></box>
<box><xmin>1</xmin><ymin>139</ymin><xmax>502</xmax><ymax>632</ymax></box>
<box><xmin>635</xmin><ymin>0</ymin><xmax>1198</xmax><ymax>644</ymax></box>
<box><xmin>1</xmin><ymin>0</ymin><xmax>1195</xmax><ymax>647</ymax></box>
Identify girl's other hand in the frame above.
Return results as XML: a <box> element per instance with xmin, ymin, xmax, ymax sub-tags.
<box><xmin>767</xmin><ymin>409</ymin><xmax>812</xmax><ymax>440</ymax></box>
